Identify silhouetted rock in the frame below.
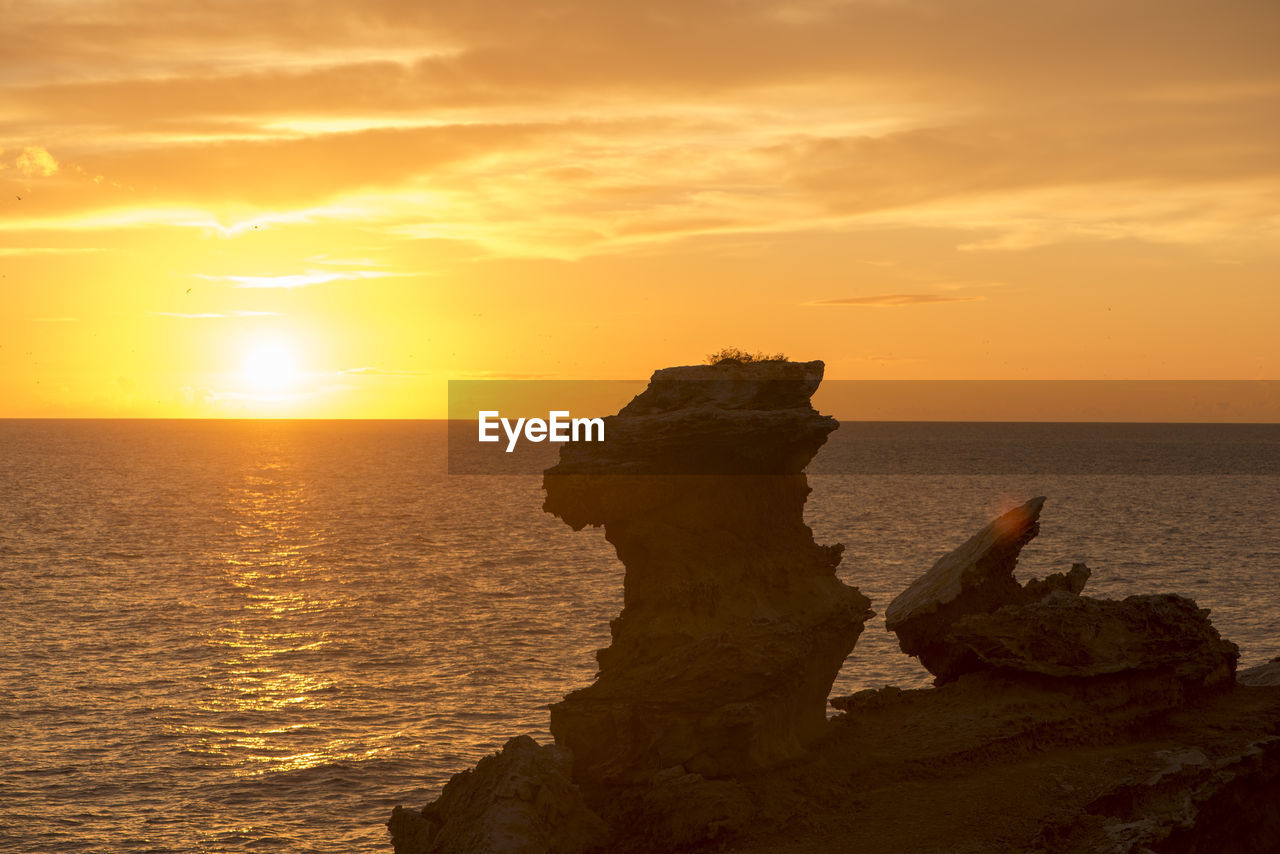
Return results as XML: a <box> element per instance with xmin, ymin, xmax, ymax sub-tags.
<box><xmin>388</xmin><ymin>736</ymin><xmax>608</xmax><ymax>854</ymax></box>
<box><xmin>887</xmin><ymin>498</ymin><xmax>1240</xmax><ymax>693</ymax></box>
<box><xmin>1238</xmin><ymin>656</ymin><xmax>1280</xmax><ymax>687</ymax></box>
<box><xmin>828</xmin><ymin>684</ymin><xmax>905</xmax><ymax>713</ymax></box>
<box><xmin>734</xmin><ymin>669</ymin><xmax>1280</xmax><ymax>854</ymax></box>
<box><xmin>1021</xmin><ymin>562</ymin><xmax>1091</xmax><ymax>600</ymax></box>
<box><xmin>1041</xmin><ymin>736</ymin><xmax>1280</xmax><ymax>853</ymax></box>
<box><xmin>543</xmin><ymin>360</ymin><xmax>872</xmax><ymax>783</ymax></box>
<box><xmin>605</xmin><ymin>771</ymin><xmax>756</xmax><ymax>851</ymax></box>
<box><xmin>950</xmin><ymin>591</ymin><xmax>1239</xmax><ymax>686</ymax></box>
<box><xmin>388</xmin><ymin>353</ymin><xmax>1278</xmax><ymax>853</ymax></box>
<box><xmin>544</xmin><ymin>360</ymin><xmax>841</xmax><ymax>523</ymax></box>
<box><xmin>885</xmin><ymin>497</ymin><xmax>1097</xmax><ymax>683</ymax></box>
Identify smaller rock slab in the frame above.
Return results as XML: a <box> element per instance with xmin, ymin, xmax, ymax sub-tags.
<box><xmin>949</xmin><ymin>592</ymin><xmax>1239</xmax><ymax>687</ymax></box>
<box><xmin>886</xmin><ymin>497</ymin><xmax>1094</xmax><ymax>683</ymax></box>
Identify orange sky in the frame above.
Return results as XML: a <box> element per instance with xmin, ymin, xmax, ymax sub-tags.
<box><xmin>2</xmin><ymin>1</ymin><xmax>1277</xmax><ymax>418</ymax></box>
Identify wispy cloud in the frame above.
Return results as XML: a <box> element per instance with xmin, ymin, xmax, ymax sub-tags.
<box><xmin>149</xmin><ymin>310</ymin><xmax>282</xmax><ymax>319</ymax></box>
<box><xmin>454</xmin><ymin>370</ymin><xmax>559</xmax><ymax>379</ymax></box>
<box><xmin>197</xmin><ymin>207</ymin><xmax>366</xmax><ymax>237</ymax></box>
<box><xmin>215</xmin><ymin>387</ymin><xmax>340</xmax><ymax>404</ymax></box>
<box><xmin>0</xmin><ymin>247</ymin><xmax>103</xmax><ymax>256</ymax></box>
<box><xmin>196</xmin><ymin>269</ymin><xmax>416</xmax><ymax>289</ymax></box>
<box><xmin>806</xmin><ymin>293</ymin><xmax>986</xmax><ymax>307</ymax></box>
<box><xmin>341</xmin><ymin>366</ymin><xmax>428</xmax><ymax>376</ymax></box>
<box><xmin>307</xmin><ymin>254</ymin><xmax>390</xmax><ymax>266</ymax></box>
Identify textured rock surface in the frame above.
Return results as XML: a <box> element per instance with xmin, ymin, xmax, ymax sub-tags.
<box><xmin>388</xmin><ymin>355</ymin><xmax>1273</xmax><ymax>852</ymax></box>
<box><xmin>387</xmin><ymin>736</ymin><xmax>607</xmax><ymax>854</ymax></box>
<box><xmin>1042</xmin><ymin>735</ymin><xmax>1280</xmax><ymax>853</ymax></box>
<box><xmin>697</xmin><ymin>676</ymin><xmax>1280</xmax><ymax>854</ymax></box>
<box><xmin>596</xmin><ymin>771</ymin><xmax>757</xmax><ymax>852</ymax></box>
<box><xmin>950</xmin><ymin>592</ymin><xmax>1239</xmax><ymax>686</ymax></box>
<box><xmin>885</xmin><ymin>497</ymin><xmax>1093</xmax><ymax>683</ymax></box>
<box><xmin>1238</xmin><ymin>655</ymin><xmax>1280</xmax><ymax>687</ymax></box>
<box><xmin>543</xmin><ymin>360</ymin><xmax>872</xmax><ymax>783</ymax></box>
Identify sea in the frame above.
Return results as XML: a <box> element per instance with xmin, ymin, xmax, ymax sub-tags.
<box><xmin>1</xmin><ymin>419</ymin><xmax>1277</xmax><ymax>853</ymax></box>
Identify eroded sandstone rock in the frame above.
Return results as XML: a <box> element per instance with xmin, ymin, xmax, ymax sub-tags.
<box><xmin>387</xmin><ymin>736</ymin><xmax>608</xmax><ymax>854</ymax></box>
<box><xmin>543</xmin><ymin>359</ymin><xmax>872</xmax><ymax>783</ymax></box>
<box><xmin>1043</xmin><ymin>736</ymin><xmax>1280</xmax><ymax>853</ymax></box>
<box><xmin>884</xmin><ymin>497</ymin><xmax>1093</xmax><ymax>683</ymax></box>
<box><xmin>1238</xmin><ymin>655</ymin><xmax>1280</xmax><ymax>687</ymax></box>
<box><xmin>888</xmin><ymin>498</ymin><xmax>1239</xmax><ymax>696</ymax></box>
<box><xmin>950</xmin><ymin>591</ymin><xmax>1239</xmax><ymax>687</ymax></box>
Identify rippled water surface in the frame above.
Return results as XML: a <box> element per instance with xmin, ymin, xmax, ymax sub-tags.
<box><xmin>1</xmin><ymin>420</ymin><xmax>1276</xmax><ymax>852</ymax></box>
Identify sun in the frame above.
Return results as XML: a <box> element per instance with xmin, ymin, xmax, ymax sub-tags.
<box><xmin>242</xmin><ymin>339</ymin><xmax>300</xmax><ymax>393</ymax></box>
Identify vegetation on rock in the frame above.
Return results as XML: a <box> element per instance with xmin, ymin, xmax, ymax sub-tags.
<box><xmin>704</xmin><ymin>347</ymin><xmax>788</xmax><ymax>365</ymax></box>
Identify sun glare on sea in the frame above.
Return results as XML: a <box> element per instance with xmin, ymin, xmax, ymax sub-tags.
<box><xmin>242</xmin><ymin>339</ymin><xmax>300</xmax><ymax>394</ymax></box>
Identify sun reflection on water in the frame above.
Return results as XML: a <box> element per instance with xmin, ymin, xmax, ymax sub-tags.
<box><xmin>191</xmin><ymin>451</ymin><xmax>357</xmax><ymax>776</ymax></box>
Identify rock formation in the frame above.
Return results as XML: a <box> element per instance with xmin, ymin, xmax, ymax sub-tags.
<box><xmin>884</xmin><ymin>497</ymin><xmax>1090</xmax><ymax>683</ymax></box>
<box><xmin>388</xmin><ymin>736</ymin><xmax>607</xmax><ymax>854</ymax></box>
<box><xmin>542</xmin><ymin>359</ymin><xmax>872</xmax><ymax>783</ymax></box>
<box><xmin>950</xmin><ymin>591</ymin><xmax>1238</xmax><ymax>687</ymax></box>
<box><xmin>1040</xmin><ymin>734</ymin><xmax>1280</xmax><ymax>853</ymax></box>
<box><xmin>388</xmin><ymin>357</ymin><xmax>1275</xmax><ymax>854</ymax></box>
<box><xmin>887</xmin><ymin>498</ymin><xmax>1238</xmax><ymax>690</ymax></box>
<box><xmin>1238</xmin><ymin>655</ymin><xmax>1280</xmax><ymax>687</ymax></box>
<box><xmin>785</xmin><ymin>675</ymin><xmax>1280</xmax><ymax>854</ymax></box>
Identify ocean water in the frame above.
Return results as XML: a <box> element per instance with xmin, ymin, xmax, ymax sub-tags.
<box><xmin>1</xmin><ymin>420</ymin><xmax>1277</xmax><ymax>853</ymax></box>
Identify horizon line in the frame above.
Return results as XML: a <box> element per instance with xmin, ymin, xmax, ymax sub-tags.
<box><xmin>3</xmin><ymin>416</ymin><xmax>1278</xmax><ymax>425</ymax></box>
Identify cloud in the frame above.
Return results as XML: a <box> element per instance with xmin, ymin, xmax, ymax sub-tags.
<box><xmin>215</xmin><ymin>387</ymin><xmax>340</xmax><ymax>404</ymax></box>
<box><xmin>341</xmin><ymin>366</ymin><xmax>428</xmax><ymax>376</ymax></box>
<box><xmin>806</xmin><ymin>293</ymin><xmax>986</xmax><ymax>306</ymax></box>
<box><xmin>15</xmin><ymin>146</ymin><xmax>59</xmax><ymax>177</ymax></box>
<box><xmin>0</xmin><ymin>247</ymin><xmax>103</xmax><ymax>256</ymax></box>
<box><xmin>196</xmin><ymin>269</ymin><xmax>417</xmax><ymax>288</ymax></box>
<box><xmin>1</xmin><ymin>0</ymin><xmax>1277</xmax><ymax>262</ymax></box>
<box><xmin>148</xmin><ymin>310</ymin><xmax>281</xmax><ymax>318</ymax></box>
<box><xmin>8</xmin><ymin>0</ymin><xmax>1277</xmax><ymax>123</ymax></box>
<box><xmin>177</xmin><ymin>386</ymin><xmax>217</xmax><ymax>408</ymax></box>
<box><xmin>773</xmin><ymin>92</ymin><xmax>1280</xmax><ymax>219</ymax></box>
<box><xmin>67</xmin><ymin>122</ymin><xmax>563</xmax><ymax>208</ymax></box>
<box><xmin>453</xmin><ymin>370</ymin><xmax>558</xmax><ymax>379</ymax></box>
<box><xmin>306</xmin><ymin>254</ymin><xmax>389</xmax><ymax>266</ymax></box>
